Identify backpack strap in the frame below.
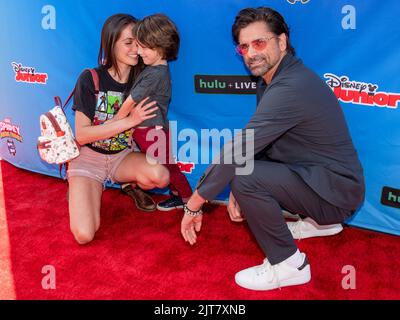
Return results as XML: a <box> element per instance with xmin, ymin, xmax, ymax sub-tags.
<box><xmin>87</xmin><ymin>68</ymin><xmax>99</xmax><ymax>97</ymax></box>
<box><xmin>44</xmin><ymin>112</ymin><xmax>65</xmax><ymax>137</ymax></box>
<box><xmin>59</xmin><ymin>162</ymin><xmax>69</xmax><ymax>180</ymax></box>
<box><xmin>54</xmin><ymin>96</ymin><xmax>63</xmax><ymax>109</ymax></box>
<box><xmin>54</xmin><ymin>68</ymin><xmax>100</xmax><ymax>111</ymax></box>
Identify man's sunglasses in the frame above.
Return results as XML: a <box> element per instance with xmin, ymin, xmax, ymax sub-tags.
<box><xmin>235</xmin><ymin>36</ymin><xmax>277</xmax><ymax>56</ymax></box>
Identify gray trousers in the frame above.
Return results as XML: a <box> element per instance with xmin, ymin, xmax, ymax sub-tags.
<box><xmin>230</xmin><ymin>160</ymin><xmax>352</xmax><ymax>265</ymax></box>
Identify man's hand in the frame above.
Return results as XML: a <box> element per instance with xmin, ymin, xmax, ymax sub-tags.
<box><xmin>180</xmin><ymin>190</ymin><xmax>206</xmax><ymax>245</ymax></box>
<box><xmin>227</xmin><ymin>192</ymin><xmax>245</xmax><ymax>222</ymax></box>
<box><xmin>181</xmin><ymin>213</ymin><xmax>203</xmax><ymax>245</ymax></box>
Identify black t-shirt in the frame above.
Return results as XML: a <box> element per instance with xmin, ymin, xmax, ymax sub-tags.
<box><xmin>73</xmin><ymin>67</ymin><xmax>132</xmax><ymax>154</ymax></box>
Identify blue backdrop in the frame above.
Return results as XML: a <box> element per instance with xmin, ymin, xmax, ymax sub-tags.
<box><xmin>1</xmin><ymin>0</ymin><xmax>399</xmax><ymax>235</ymax></box>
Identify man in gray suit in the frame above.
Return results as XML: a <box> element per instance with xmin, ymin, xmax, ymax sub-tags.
<box><xmin>180</xmin><ymin>7</ymin><xmax>365</xmax><ymax>291</ymax></box>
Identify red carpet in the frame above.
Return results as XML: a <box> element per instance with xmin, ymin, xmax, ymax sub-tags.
<box><xmin>1</xmin><ymin>160</ymin><xmax>399</xmax><ymax>300</ymax></box>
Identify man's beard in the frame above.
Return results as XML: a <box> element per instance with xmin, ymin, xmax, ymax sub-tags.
<box><xmin>246</xmin><ymin>55</ymin><xmax>272</xmax><ymax>77</ymax></box>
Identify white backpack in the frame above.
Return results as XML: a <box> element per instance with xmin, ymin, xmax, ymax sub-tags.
<box><xmin>37</xmin><ymin>106</ymin><xmax>80</xmax><ymax>164</ymax></box>
<box><xmin>37</xmin><ymin>68</ymin><xmax>99</xmax><ymax>165</ymax></box>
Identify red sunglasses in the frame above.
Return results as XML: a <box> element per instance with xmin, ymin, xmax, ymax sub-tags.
<box><xmin>235</xmin><ymin>36</ymin><xmax>277</xmax><ymax>56</ymax></box>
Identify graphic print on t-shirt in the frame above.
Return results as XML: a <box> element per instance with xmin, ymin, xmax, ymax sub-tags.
<box><xmin>91</xmin><ymin>90</ymin><xmax>131</xmax><ymax>152</ymax></box>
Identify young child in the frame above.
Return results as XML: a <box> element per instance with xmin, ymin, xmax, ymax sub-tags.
<box><xmin>113</xmin><ymin>14</ymin><xmax>192</xmax><ymax>211</ymax></box>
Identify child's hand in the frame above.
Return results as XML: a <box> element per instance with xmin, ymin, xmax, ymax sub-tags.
<box><xmin>128</xmin><ymin>97</ymin><xmax>158</xmax><ymax>127</ymax></box>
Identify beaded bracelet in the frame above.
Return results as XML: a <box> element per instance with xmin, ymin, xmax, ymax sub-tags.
<box><xmin>183</xmin><ymin>204</ymin><xmax>203</xmax><ymax>217</ymax></box>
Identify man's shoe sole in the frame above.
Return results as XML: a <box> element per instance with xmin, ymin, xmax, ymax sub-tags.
<box><xmin>290</xmin><ymin>224</ymin><xmax>343</xmax><ymax>240</ymax></box>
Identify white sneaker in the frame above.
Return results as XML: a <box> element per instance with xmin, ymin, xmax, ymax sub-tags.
<box><xmin>287</xmin><ymin>217</ymin><xmax>343</xmax><ymax>239</ymax></box>
<box><xmin>235</xmin><ymin>253</ymin><xmax>311</xmax><ymax>291</ymax></box>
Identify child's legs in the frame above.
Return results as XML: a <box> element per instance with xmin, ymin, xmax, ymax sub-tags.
<box><xmin>132</xmin><ymin>127</ymin><xmax>166</xmax><ymax>159</ymax></box>
<box><xmin>163</xmin><ymin>129</ymin><xmax>192</xmax><ymax>199</ymax></box>
<box><xmin>133</xmin><ymin>127</ymin><xmax>192</xmax><ymax>199</ymax></box>
<box><xmin>164</xmin><ymin>162</ymin><xmax>193</xmax><ymax>199</ymax></box>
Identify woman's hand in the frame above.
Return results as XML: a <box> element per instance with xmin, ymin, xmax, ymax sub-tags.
<box><xmin>128</xmin><ymin>97</ymin><xmax>158</xmax><ymax>127</ymax></box>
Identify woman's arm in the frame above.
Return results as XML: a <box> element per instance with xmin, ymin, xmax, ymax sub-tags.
<box><xmin>112</xmin><ymin>95</ymin><xmax>137</xmax><ymax>122</ymax></box>
<box><xmin>75</xmin><ymin>99</ymin><xmax>158</xmax><ymax>145</ymax></box>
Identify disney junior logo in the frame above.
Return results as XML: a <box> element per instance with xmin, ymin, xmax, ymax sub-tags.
<box><xmin>11</xmin><ymin>62</ymin><xmax>48</xmax><ymax>84</ymax></box>
<box><xmin>287</xmin><ymin>0</ymin><xmax>310</xmax><ymax>4</ymax></box>
<box><xmin>0</xmin><ymin>118</ymin><xmax>23</xmax><ymax>142</ymax></box>
<box><xmin>324</xmin><ymin>73</ymin><xmax>400</xmax><ymax>109</ymax></box>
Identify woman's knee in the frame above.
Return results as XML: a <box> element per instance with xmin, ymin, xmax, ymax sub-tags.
<box><xmin>70</xmin><ymin>226</ymin><xmax>95</xmax><ymax>245</ymax></box>
<box><xmin>151</xmin><ymin>165</ymin><xmax>170</xmax><ymax>188</ymax></box>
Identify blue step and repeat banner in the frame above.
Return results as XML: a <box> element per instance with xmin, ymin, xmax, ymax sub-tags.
<box><xmin>1</xmin><ymin>0</ymin><xmax>399</xmax><ymax>235</ymax></box>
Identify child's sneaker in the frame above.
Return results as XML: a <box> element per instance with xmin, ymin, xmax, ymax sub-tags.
<box><xmin>156</xmin><ymin>195</ymin><xmax>184</xmax><ymax>211</ymax></box>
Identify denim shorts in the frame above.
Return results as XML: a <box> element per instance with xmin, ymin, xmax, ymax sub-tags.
<box><xmin>67</xmin><ymin>146</ymin><xmax>133</xmax><ymax>185</ymax></box>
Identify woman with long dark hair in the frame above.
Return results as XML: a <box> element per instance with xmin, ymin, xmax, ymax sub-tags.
<box><xmin>68</xmin><ymin>14</ymin><xmax>170</xmax><ymax>244</ymax></box>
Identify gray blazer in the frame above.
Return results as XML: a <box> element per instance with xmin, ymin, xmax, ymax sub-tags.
<box><xmin>196</xmin><ymin>53</ymin><xmax>365</xmax><ymax>211</ymax></box>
